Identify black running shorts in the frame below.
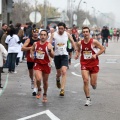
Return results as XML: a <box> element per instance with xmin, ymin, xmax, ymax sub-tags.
<box><xmin>54</xmin><ymin>55</ymin><xmax>68</xmax><ymax>69</ymax></box>
<box><xmin>27</xmin><ymin>62</ymin><xmax>34</xmax><ymax>70</ymax></box>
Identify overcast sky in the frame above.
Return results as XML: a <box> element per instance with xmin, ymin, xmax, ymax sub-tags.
<box><xmin>24</xmin><ymin>0</ymin><xmax>120</xmax><ymax>27</ymax></box>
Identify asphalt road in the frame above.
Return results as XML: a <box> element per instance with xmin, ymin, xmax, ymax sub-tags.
<box><xmin>0</xmin><ymin>39</ymin><xmax>120</xmax><ymax>120</ymax></box>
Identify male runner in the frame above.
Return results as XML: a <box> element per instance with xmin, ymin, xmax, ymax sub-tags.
<box><xmin>22</xmin><ymin>28</ymin><xmax>39</xmax><ymax>96</ymax></box>
<box><xmin>75</xmin><ymin>26</ymin><xmax>105</xmax><ymax>106</ymax></box>
<box><xmin>30</xmin><ymin>30</ymin><xmax>54</xmax><ymax>102</ymax></box>
<box><xmin>50</xmin><ymin>22</ymin><xmax>76</xmax><ymax>96</ymax></box>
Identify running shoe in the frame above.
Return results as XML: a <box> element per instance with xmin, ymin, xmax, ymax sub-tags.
<box><xmin>84</xmin><ymin>98</ymin><xmax>91</xmax><ymax>106</ymax></box>
<box><xmin>32</xmin><ymin>88</ymin><xmax>37</xmax><ymax>96</ymax></box>
<box><xmin>59</xmin><ymin>89</ymin><xmax>64</xmax><ymax>96</ymax></box>
<box><xmin>32</xmin><ymin>91</ymin><xmax>37</xmax><ymax>96</ymax></box>
<box><xmin>92</xmin><ymin>85</ymin><xmax>97</xmax><ymax>90</ymax></box>
<box><xmin>42</xmin><ymin>94</ymin><xmax>47</xmax><ymax>103</ymax></box>
<box><xmin>31</xmin><ymin>80</ymin><xmax>34</xmax><ymax>89</ymax></box>
<box><xmin>2</xmin><ymin>71</ymin><xmax>5</xmax><ymax>73</ymax></box>
<box><xmin>36</xmin><ymin>91</ymin><xmax>41</xmax><ymax>99</ymax></box>
<box><xmin>0</xmin><ymin>84</ymin><xmax>3</xmax><ymax>88</ymax></box>
<box><xmin>56</xmin><ymin>78</ymin><xmax>61</xmax><ymax>89</ymax></box>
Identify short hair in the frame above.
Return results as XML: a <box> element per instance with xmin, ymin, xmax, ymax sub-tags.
<box><xmin>82</xmin><ymin>26</ymin><xmax>90</xmax><ymax>33</ymax></box>
<box><xmin>57</xmin><ymin>22</ymin><xmax>66</xmax><ymax>28</ymax></box>
<box><xmin>9</xmin><ymin>27</ymin><xmax>16</xmax><ymax>37</ymax></box>
<box><xmin>2</xmin><ymin>23</ymin><xmax>7</xmax><ymax>27</ymax></box>
<box><xmin>15</xmin><ymin>23</ymin><xmax>21</xmax><ymax>28</ymax></box>
<box><xmin>40</xmin><ymin>30</ymin><xmax>48</xmax><ymax>36</ymax></box>
<box><xmin>33</xmin><ymin>24</ymin><xmax>36</xmax><ymax>28</ymax></box>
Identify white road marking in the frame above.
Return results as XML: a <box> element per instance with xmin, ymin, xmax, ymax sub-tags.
<box><xmin>0</xmin><ymin>89</ymin><xmax>2</xmax><ymax>93</ymax></box>
<box><xmin>71</xmin><ymin>72</ymin><xmax>82</xmax><ymax>77</ymax></box>
<box><xmin>106</xmin><ymin>59</ymin><xmax>117</xmax><ymax>63</ymax></box>
<box><xmin>71</xmin><ymin>91</ymin><xmax>77</xmax><ymax>94</ymax></box>
<box><xmin>0</xmin><ymin>73</ymin><xmax>9</xmax><ymax>97</ymax></box>
<box><xmin>101</xmin><ymin>55</ymin><xmax>120</xmax><ymax>57</ymax></box>
<box><xmin>106</xmin><ymin>62</ymin><xmax>117</xmax><ymax>63</ymax></box>
<box><xmin>17</xmin><ymin>110</ymin><xmax>60</xmax><ymax>120</ymax></box>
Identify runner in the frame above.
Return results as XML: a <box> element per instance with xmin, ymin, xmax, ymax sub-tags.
<box><xmin>101</xmin><ymin>26</ymin><xmax>109</xmax><ymax>47</ymax></box>
<box><xmin>75</xmin><ymin>26</ymin><xmax>105</xmax><ymax>106</ymax></box>
<box><xmin>22</xmin><ymin>28</ymin><xmax>40</xmax><ymax>96</ymax></box>
<box><xmin>30</xmin><ymin>30</ymin><xmax>54</xmax><ymax>102</ymax></box>
<box><xmin>116</xmin><ymin>29</ymin><xmax>120</xmax><ymax>42</ymax></box>
<box><xmin>109</xmin><ymin>28</ymin><xmax>113</xmax><ymax>40</ymax></box>
<box><xmin>113</xmin><ymin>28</ymin><xmax>117</xmax><ymax>42</ymax></box>
<box><xmin>50</xmin><ymin>22</ymin><xmax>76</xmax><ymax>96</ymax></box>
<box><xmin>72</xmin><ymin>24</ymin><xmax>79</xmax><ymax>41</ymax></box>
<box><xmin>67</xmin><ymin>28</ymin><xmax>77</xmax><ymax>66</ymax></box>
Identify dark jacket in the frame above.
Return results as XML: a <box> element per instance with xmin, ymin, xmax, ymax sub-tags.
<box><xmin>101</xmin><ymin>28</ymin><xmax>110</xmax><ymax>38</ymax></box>
<box><xmin>0</xmin><ymin>29</ymin><xmax>5</xmax><ymax>43</ymax></box>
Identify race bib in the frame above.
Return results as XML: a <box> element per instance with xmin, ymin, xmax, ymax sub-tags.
<box><xmin>83</xmin><ymin>51</ymin><xmax>92</xmax><ymax>59</ymax></box>
<box><xmin>36</xmin><ymin>52</ymin><xmax>45</xmax><ymax>59</ymax></box>
<box><xmin>57</xmin><ymin>43</ymin><xmax>65</xmax><ymax>52</ymax></box>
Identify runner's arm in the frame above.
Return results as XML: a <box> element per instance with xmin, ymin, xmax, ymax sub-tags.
<box><xmin>93</xmin><ymin>39</ymin><xmax>105</xmax><ymax>57</ymax></box>
<box><xmin>30</xmin><ymin>42</ymin><xmax>35</xmax><ymax>59</ymax></box>
<box><xmin>49</xmin><ymin>33</ymin><xmax>54</xmax><ymax>44</ymax></box>
<box><xmin>47</xmin><ymin>42</ymin><xmax>54</xmax><ymax>58</ymax></box>
<box><xmin>21</xmin><ymin>39</ymin><xmax>31</xmax><ymax>51</ymax></box>
<box><xmin>75</xmin><ymin>41</ymin><xmax>81</xmax><ymax>59</ymax></box>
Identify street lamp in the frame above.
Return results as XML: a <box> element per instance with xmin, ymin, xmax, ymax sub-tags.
<box><xmin>44</xmin><ymin>0</ymin><xmax>47</xmax><ymax>29</ymax></box>
<box><xmin>70</xmin><ymin>0</ymin><xmax>75</xmax><ymax>27</ymax></box>
<box><xmin>92</xmin><ymin>7</ymin><xmax>96</xmax><ymax>24</ymax></box>
<box><xmin>83</xmin><ymin>1</ymin><xmax>87</xmax><ymax>18</ymax></box>
<box><xmin>77</xmin><ymin>0</ymin><xmax>83</xmax><ymax>11</ymax></box>
<box><xmin>34</xmin><ymin>0</ymin><xmax>37</xmax><ymax>24</ymax></box>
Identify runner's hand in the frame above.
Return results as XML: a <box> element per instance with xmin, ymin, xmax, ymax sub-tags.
<box><xmin>92</xmin><ymin>54</ymin><xmax>97</xmax><ymax>59</ymax></box>
<box><xmin>31</xmin><ymin>54</ymin><xmax>34</xmax><ymax>59</ymax></box>
<box><xmin>75</xmin><ymin>51</ymin><xmax>79</xmax><ymax>60</ymax></box>
<box><xmin>47</xmin><ymin>43</ymin><xmax>52</xmax><ymax>52</ymax></box>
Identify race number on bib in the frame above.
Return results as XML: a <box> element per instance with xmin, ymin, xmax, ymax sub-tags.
<box><xmin>83</xmin><ymin>51</ymin><xmax>92</xmax><ymax>59</ymax></box>
<box><xmin>36</xmin><ymin>52</ymin><xmax>45</xmax><ymax>59</ymax></box>
<box><xmin>58</xmin><ymin>46</ymin><xmax>65</xmax><ymax>51</ymax></box>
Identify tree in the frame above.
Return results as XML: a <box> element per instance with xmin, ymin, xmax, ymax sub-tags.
<box><xmin>11</xmin><ymin>0</ymin><xmax>60</xmax><ymax>26</ymax></box>
<box><xmin>11</xmin><ymin>0</ymin><xmax>33</xmax><ymax>24</ymax></box>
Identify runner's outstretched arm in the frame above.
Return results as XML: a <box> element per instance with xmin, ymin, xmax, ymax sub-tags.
<box><xmin>92</xmin><ymin>39</ymin><xmax>105</xmax><ymax>59</ymax></box>
<box><xmin>30</xmin><ymin>43</ymin><xmax>35</xmax><ymax>59</ymax></box>
<box><xmin>49</xmin><ymin>33</ymin><xmax>54</xmax><ymax>44</ymax></box>
<box><xmin>75</xmin><ymin>41</ymin><xmax>81</xmax><ymax>60</ymax></box>
<box><xmin>21</xmin><ymin>39</ymin><xmax>31</xmax><ymax>51</ymax></box>
<box><xmin>47</xmin><ymin>43</ymin><xmax>54</xmax><ymax>58</ymax></box>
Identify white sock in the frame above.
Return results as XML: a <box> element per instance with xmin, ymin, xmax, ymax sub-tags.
<box><xmin>33</xmin><ymin>88</ymin><xmax>38</xmax><ymax>92</ymax></box>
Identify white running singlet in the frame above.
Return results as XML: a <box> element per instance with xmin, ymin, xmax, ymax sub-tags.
<box><xmin>54</xmin><ymin>31</ymin><xmax>68</xmax><ymax>56</ymax></box>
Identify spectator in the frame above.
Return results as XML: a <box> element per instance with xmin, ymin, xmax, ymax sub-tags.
<box><xmin>0</xmin><ymin>44</ymin><xmax>8</xmax><ymax>88</ymax></box>
<box><xmin>0</xmin><ymin>23</ymin><xmax>8</xmax><ymax>73</ymax></box>
<box><xmin>5</xmin><ymin>27</ymin><xmax>20</xmax><ymax>73</ymax></box>
<box><xmin>101</xmin><ymin>26</ymin><xmax>110</xmax><ymax>46</ymax></box>
<box><xmin>0</xmin><ymin>23</ymin><xmax>8</xmax><ymax>43</ymax></box>
<box><xmin>25</xmin><ymin>22</ymin><xmax>33</xmax><ymax>38</ymax></box>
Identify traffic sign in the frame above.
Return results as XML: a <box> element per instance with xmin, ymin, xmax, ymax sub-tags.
<box><xmin>73</xmin><ymin>14</ymin><xmax>77</xmax><ymax>21</ymax></box>
<box><xmin>73</xmin><ymin>20</ymin><xmax>77</xmax><ymax>26</ymax></box>
<box><xmin>29</xmin><ymin>11</ymin><xmax>41</xmax><ymax>23</ymax></box>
